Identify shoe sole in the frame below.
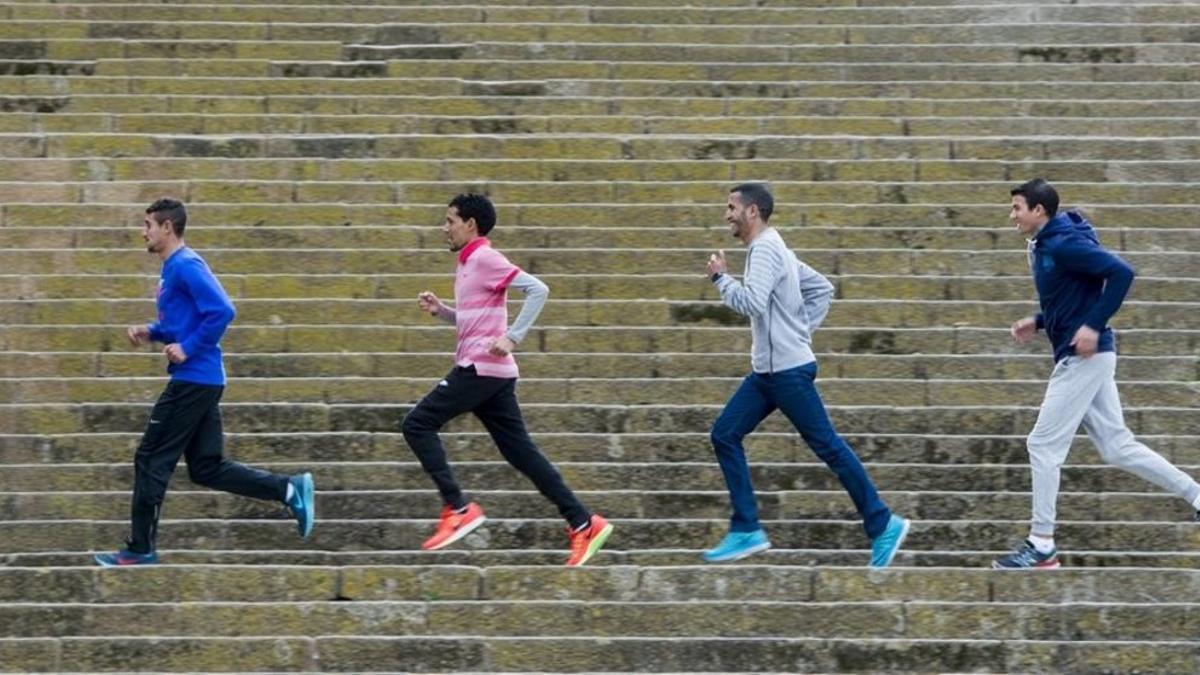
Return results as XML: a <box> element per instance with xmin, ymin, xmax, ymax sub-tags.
<box><xmin>298</xmin><ymin>472</ymin><xmax>315</xmax><ymax>539</ymax></box>
<box><xmin>93</xmin><ymin>554</ymin><xmax>157</xmax><ymax>568</ymax></box>
<box><xmin>869</xmin><ymin>518</ymin><xmax>910</xmax><ymax>569</ymax></box>
<box><xmin>422</xmin><ymin>514</ymin><xmax>487</xmax><ymax>551</ymax></box>
<box><xmin>567</xmin><ymin>522</ymin><xmax>614</xmax><ymax>567</ymax></box>
<box><xmin>991</xmin><ymin>559</ymin><xmax>1061</xmax><ymax>570</ymax></box>
<box><xmin>703</xmin><ymin>541</ymin><xmax>771</xmax><ymax>563</ymax></box>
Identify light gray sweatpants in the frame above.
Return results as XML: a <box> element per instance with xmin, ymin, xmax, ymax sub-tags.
<box><xmin>1027</xmin><ymin>351</ymin><xmax>1200</xmax><ymax>537</ymax></box>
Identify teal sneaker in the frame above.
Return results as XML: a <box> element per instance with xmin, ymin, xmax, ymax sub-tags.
<box><xmin>94</xmin><ymin>548</ymin><xmax>158</xmax><ymax>567</ymax></box>
<box><xmin>286</xmin><ymin>472</ymin><xmax>315</xmax><ymax>539</ymax></box>
<box><xmin>702</xmin><ymin>529</ymin><xmax>771</xmax><ymax>563</ymax></box>
<box><xmin>869</xmin><ymin>515</ymin><xmax>910</xmax><ymax>568</ymax></box>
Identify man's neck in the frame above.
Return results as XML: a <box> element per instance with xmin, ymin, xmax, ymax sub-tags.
<box><xmin>158</xmin><ymin>239</ymin><xmax>185</xmax><ymax>261</ymax></box>
<box><xmin>740</xmin><ymin>222</ymin><xmax>769</xmax><ymax>246</ymax></box>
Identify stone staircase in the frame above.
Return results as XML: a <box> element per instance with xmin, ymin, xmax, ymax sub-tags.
<box><xmin>1</xmin><ymin>0</ymin><xmax>1199</xmax><ymax>672</ymax></box>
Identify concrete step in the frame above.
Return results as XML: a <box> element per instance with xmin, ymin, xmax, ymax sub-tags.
<box><xmin>4</xmin><ymin>21</ymin><xmax>1200</xmax><ymax>49</ymax></box>
<box><xmin>6</xmin><ymin>271</ymin><xmax>1200</xmax><ymax>304</ymax></box>
<box><xmin>19</xmin><ymin>58</ymin><xmax>1200</xmax><ymax>83</ymax></box>
<box><xmin>4</xmin><ymin>351</ymin><xmax>1192</xmax><ymax>383</ymax></box>
<box><xmin>7</xmin><ymin>156</ymin><xmax>1200</xmax><ymax>183</ymax></box>
<box><xmin>6</xmin><ymin>564</ymin><xmax>1200</xmax><ymax>603</ymax></box>
<box><xmin>4</xmin><ymin>431</ymin><xmax>1199</xmax><ymax>466</ymax></box>
<box><xmin>3</xmin><ymin>489</ymin><xmax>1195</xmax><ymax>523</ymax></box>
<box><xmin>0</xmin><ymin>634</ymin><xmax>1193</xmax><ymax>674</ymax></box>
<box><xmin>3</xmin><ymin>297</ymin><xmax>1196</xmax><ymax>334</ymax></box>
<box><xmin>6</xmin><ymin>202</ymin><xmax>1196</xmax><ymax>230</ymax></box>
<box><xmin>7</xmin><ymin>94</ymin><xmax>1200</xmax><ymax>119</ymax></box>
<box><xmin>6</xmin><ymin>130</ymin><xmax>1200</xmax><ymax>163</ymax></box>
<box><xmin>8</xmin><ymin>546</ymin><xmax>1200</xmax><ymax>570</ymax></box>
<box><xmin>7</xmin><ymin>1</ymin><xmax>1196</xmax><ymax>22</ymax></box>
<box><xmin>18</xmin><ymin>38</ymin><xmax>1200</xmax><ymax>70</ymax></box>
<box><xmin>14</xmin><ymin>75</ymin><xmax>1200</xmax><ymax>100</ymax></box>
<box><xmin>4</xmin><ymin>248</ymin><xmax>1200</xmax><ymax>279</ymax></box>
<box><xmin>2</xmin><ymin>326</ymin><xmax>1193</xmax><ymax>356</ymax></box>
<box><xmin>2</xmin><ymin>598</ymin><xmax>1198</xmax><ymax>642</ymax></box>
<box><xmin>5</xmin><ymin>460</ymin><xmax>1200</xmax><ymax>495</ymax></box>
<box><xmin>0</xmin><ymin>177</ymin><xmax>1197</xmax><ymax>205</ymax></box>
<box><xmin>9</xmin><ymin>112</ymin><xmax>1200</xmax><ymax>137</ymax></box>
<box><xmin>4</xmin><ymin>399</ymin><xmax>1200</xmax><ymax>434</ymax></box>
<box><xmin>0</xmin><ymin>376</ymin><xmax>1196</xmax><ymax>408</ymax></box>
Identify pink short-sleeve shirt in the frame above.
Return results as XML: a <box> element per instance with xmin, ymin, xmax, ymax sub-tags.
<box><xmin>453</xmin><ymin>238</ymin><xmax>521</xmax><ymax>378</ymax></box>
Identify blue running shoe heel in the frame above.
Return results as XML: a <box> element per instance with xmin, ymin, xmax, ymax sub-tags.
<box><xmin>869</xmin><ymin>515</ymin><xmax>910</xmax><ymax>568</ymax></box>
<box><xmin>287</xmin><ymin>472</ymin><xmax>315</xmax><ymax>539</ymax></box>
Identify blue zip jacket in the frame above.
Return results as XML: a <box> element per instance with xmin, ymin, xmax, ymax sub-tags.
<box><xmin>1030</xmin><ymin>211</ymin><xmax>1135</xmax><ymax>363</ymax></box>
<box><xmin>146</xmin><ymin>247</ymin><xmax>235</xmax><ymax>385</ymax></box>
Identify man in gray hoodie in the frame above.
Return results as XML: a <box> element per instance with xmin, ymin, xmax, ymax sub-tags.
<box><xmin>703</xmin><ymin>182</ymin><xmax>910</xmax><ymax>567</ymax></box>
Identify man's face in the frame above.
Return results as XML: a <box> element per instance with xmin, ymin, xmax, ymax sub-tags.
<box><xmin>442</xmin><ymin>206</ymin><xmax>476</xmax><ymax>252</ymax></box>
<box><xmin>724</xmin><ymin>192</ymin><xmax>754</xmax><ymax>239</ymax></box>
<box><xmin>142</xmin><ymin>214</ymin><xmax>173</xmax><ymax>253</ymax></box>
<box><xmin>1010</xmin><ymin>195</ymin><xmax>1047</xmax><ymax>237</ymax></box>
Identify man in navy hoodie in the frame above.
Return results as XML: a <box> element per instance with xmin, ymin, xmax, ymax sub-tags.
<box><xmin>993</xmin><ymin>179</ymin><xmax>1200</xmax><ymax>569</ymax></box>
<box><xmin>94</xmin><ymin>198</ymin><xmax>316</xmax><ymax>566</ymax></box>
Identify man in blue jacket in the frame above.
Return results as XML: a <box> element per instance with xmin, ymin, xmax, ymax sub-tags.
<box><xmin>94</xmin><ymin>198</ymin><xmax>315</xmax><ymax>566</ymax></box>
<box><xmin>994</xmin><ymin>179</ymin><xmax>1200</xmax><ymax>569</ymax></box>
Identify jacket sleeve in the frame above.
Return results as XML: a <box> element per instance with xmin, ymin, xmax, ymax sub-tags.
<box><xmin>177</xmin><ymin>259</ymin><xmax>236</xmax><ymax>359</ymax></box>
<box><xmin>1051</xmin><ymin>235</ymin><xmax>1136</xmax><ymax>331</ymax></box>
<box><xmin>147</xmin><ymin>321</ymin><xmax>167</xmax><ymax>343</ymax></box>
<box><xmin>713</xmin><ymin>243</ymin><xmax>784</xmax><ymax>318</ymax></box>
<box><xmin>796</xmin><ymin>254</ymin><xmax>834</xmax><ymax>331</ymax></box>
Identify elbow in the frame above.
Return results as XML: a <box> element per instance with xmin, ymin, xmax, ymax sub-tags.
<box><xmin>744</xmin><ymin>301</ymin><xmax>767</xmax><ymax>318</ymax></box>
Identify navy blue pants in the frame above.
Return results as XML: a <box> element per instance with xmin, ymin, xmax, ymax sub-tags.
<box><xmin>710</xmin><ymin>362</ymin><xmax>891</xmax><ymax>539</ymax></box>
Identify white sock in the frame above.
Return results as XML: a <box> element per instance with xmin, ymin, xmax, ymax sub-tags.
<box><xmin>285</xmin><ymin>483</ymin><xmax>295</xmax><ymax>502</ymax></box>
<box><xmin>1028</xmin><ymin>533</ymin><xmax>1055</xmax><ymax>554</ymax></box>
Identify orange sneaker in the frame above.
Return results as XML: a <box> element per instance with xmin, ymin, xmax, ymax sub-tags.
<box><xmin>565</xmin><ymin>514</ymin><xmax>614</xmax><ymax>567</ymax></box>
<box><xmin>421</xmin><ymin>502</ymin><xmax>486</xmax><ymax>550</ymax></box>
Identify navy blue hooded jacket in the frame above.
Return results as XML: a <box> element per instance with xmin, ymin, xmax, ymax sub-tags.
<box><xmin>1029</xmin><ymin>211</ymin><xmax>1135</xmax><ymax>363</ymax></box>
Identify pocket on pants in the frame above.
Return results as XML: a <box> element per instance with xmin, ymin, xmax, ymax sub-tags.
<box><xmin>138</xmin><ymin>386</ymin><xmax>179</xmax><ymax>451</ymax></box>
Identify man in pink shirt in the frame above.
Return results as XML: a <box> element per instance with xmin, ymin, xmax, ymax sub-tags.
<box><xmin>404</xmin><ymin>193</ymin><xmax>614</xmax><ymax>566</ymax></box>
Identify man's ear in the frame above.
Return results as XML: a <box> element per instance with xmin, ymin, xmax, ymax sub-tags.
<box><xmin>465</xmin><ymin>217</ymin><xmax>478</xmax><ymax>235</ymax></box>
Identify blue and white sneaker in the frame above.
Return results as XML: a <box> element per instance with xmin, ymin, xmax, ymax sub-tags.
<box><xmin>94</xmin><ymin>548</ymin><xmax>159</xmax><ymax>567</ymax></box>
<box><xmin>702</xmin><ymin>529</ymin><xmax>771</xmax><ymax>563</ymax></box>
<box><xmin>992</xmin><ymin>540</ymin><xmax>1060</xmax><ymax>570</ymax></box>
<box><xmin>286</xmin><ymin>472</ymin><xmax>315</xmax><ymax>539</ymax></box>
<box><xmin>869</xmin><ymin>514</ymin><xmax>910</xmax><ymax>568</ymax></box>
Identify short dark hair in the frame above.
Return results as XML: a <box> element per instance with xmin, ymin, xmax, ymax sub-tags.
<box><xmin>448</xmin><ymin>193</ymin><xmax>497</xmax><ymax>236</ymax></box>
<box><xmin>146</xmin><ymin>198</ymin><xmax>187</xmax><ymax>236</ymax></box>
<box><xmin>730</xmin><ymin>182</ymin><xmax>774</xmax><ymax>222</ymax></box>
<box><xmin>1011</xmin><ymin>178</ymin><xmax>1059</xmax><ymax>218</ymax></box>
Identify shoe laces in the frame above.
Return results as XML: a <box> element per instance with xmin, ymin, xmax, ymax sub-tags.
<box><xmin>568</xmin><ymin>522</ymin><xmax>592</xmax><ymax>553</ymax></box>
